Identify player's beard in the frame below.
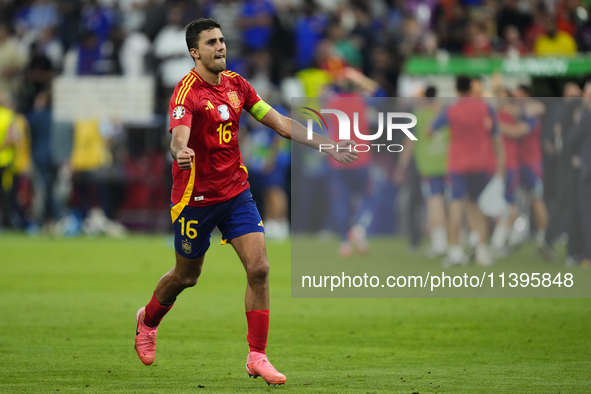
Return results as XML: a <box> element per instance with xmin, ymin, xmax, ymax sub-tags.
<box><xmin>210</xmin><ymin>56</ymin><xmax>226</xmax><ymax>73</ymax></box>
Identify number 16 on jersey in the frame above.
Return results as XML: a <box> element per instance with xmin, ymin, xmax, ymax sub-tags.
<box><xmin>216</xmin><ymin>122</ymin><xmax>232</xmax><ymax>144</ymax></box>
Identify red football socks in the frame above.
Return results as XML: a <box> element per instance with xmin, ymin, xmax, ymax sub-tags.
<box><xmin>246</xmin><ymin>309</ymin><xmax>269</xmax><ymax>354</ymax></box>
<box><xmin>143</xmin><ymin>292</ymin><xmax>174</xmax><ymax>328</ymax></box>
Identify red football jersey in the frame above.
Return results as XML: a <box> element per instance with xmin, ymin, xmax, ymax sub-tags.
<box><xmin>168</xmin><ymin>69</ymin><xmax>263</xmax><ymax>207</ymax></box>
<box><xmin>438</xmin><ymin>99</ymin><xmax>496</xmax><ymax>173</ymax></box>
<box><xmin>516</xmin><ymin>117</ymin><xmax>542</xmax><ymax>168</ymax></box>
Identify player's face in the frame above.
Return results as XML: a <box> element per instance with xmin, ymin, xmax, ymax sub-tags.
<box><xmin>195</xmin><ymin>28</ymin><xmax>226</xmax><ymax>73</ymax></box>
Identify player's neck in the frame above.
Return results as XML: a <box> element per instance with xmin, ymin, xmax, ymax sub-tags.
<box><xmin>194</xmin><ymin>65</ymin><xmax>221</xmax><ymax>85</ymax></box>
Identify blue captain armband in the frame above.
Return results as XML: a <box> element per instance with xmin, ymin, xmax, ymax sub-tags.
<box><xmin>249</xmin><ymin>100</ymin><xmax>272</xmax><ymax>122</ymax></box>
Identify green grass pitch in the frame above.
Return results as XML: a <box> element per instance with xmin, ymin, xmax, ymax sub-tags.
<box><xmin>1</xmin><ymin>233</ymin><xmax>590</xmax><ymax>393</ymax></box>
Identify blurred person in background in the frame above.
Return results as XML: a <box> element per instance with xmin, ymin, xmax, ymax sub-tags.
<box><xmin>396</xmin><ymin>86</ymin><xmax>449</xmax><ymax>257</ymax></box>
<box><xmin>433</xmin><ymin>1</ymin><xmax>469</xmax><ymax>53</ymax></box>
<box><xmin>294</xmin><ymin>0</ymin><xmax>329</xmax><ymax>70</ymax></box>
<box><xmin>142</xmin><ymin>0</ymin><xmax>169</xmax><ymax>41</ymax></box>
<box><xmin>524</xmin><ymin>2</ymin><xmax>548</xmax><ymax>51</ymax></box>
<box><xmin>326</xmin><ymin>22</ymin><xmax>362</xmax><ymax>71</ymax></box>
<box><xmin>290</xmin><ymin>44</ymin><xmax>333</xmax><ymax>234</ymax></box>
<box><xmin>491</xmin><ymin>93</ymin><xmax>532</xmax><ymax>255</ymax></box>
<box><xmin>153</xmin><ymin>4</ymin><xmax>195</xmax><ymax>111</ymax></box>
<box><xmin>512</xmin><ymin>85</ymin><xmax>554</xmax><ymax>259</ymax></box>
<box><xmin>80</xmin><ymin>0</ymin><xmax>115</xmax><ymax>45</ymax></box>
<box><xmin>118</xmin><ymin>0</ymin><xmax>151</xmax><ymax>33</ymax></box>
<box><xmin>266</xmin><ymin>0</ymin><xmax>297</xmax><ymax>83</ymax></box>
<box><xmin>429</xmin><ymin>75</ymin><xmax>505</xmax><ymax>267</ymax></box>
<box><xmin>555</xmin><ymin>0</ymin><xmax>580</xmax><ymax>36</ymax></box>
<box><xmin>501</xmin><ymin>25</ymin><xmax>528</xmax><ymax>56</ymax></box>
<box><xmin>467</xmin><ymin>75</ymin><xmax>497</xmax><ymax>254</ymax></box>
<box><xmin>0</xmin><ymin>23</ymin><xmax>27</xmax><ymax>104</ymax></box>
<box><xmin>397</xmin><ymin>14</ymin><xmax>430</xmax><ymax>59</ymax></box>
<box><xmin>56</xmin><ymin>0</ymin><xmax>82</xmax><ymax>53</ymax></box>
<box><xmin>0</xmin><ymin>90</ymin><xmax>34</xmax><ymax>231</ymax></box>
<box><xmin>118</xmin><ymin>26</ymin><xmax>151</xmax><ymax>77</ymax></box>
<box><xmin>544</xmin><ymin>81</ymin><xmax>585</xmax><ymax>263</ymax></box>
<box><xmin>471</xmin><ymin>75</ymin><xmax>493</xmax><ymax>98</ymax></box>
<box><xmin>244</xmin><ymin>99</ymin><xmax>290</xmax><ymax>241</ymax></box>
<box><xmin>368</xmin><ymin>44</ymin><xmax>399</xmax><ymax>96</ymax></box>
<box><xmin>205</xmin><ymin>0</ymin><xmax>243</xmax><ymax>71</ymax></box>
<box><xmin>534</xmin><ymin>14</ymin><xmax>578</xmax><ymax>56</ymax></box>
<box><xmin>0</xmin><ymin>91</ymin><xmax>19</xmax><ymax>230</ymax></box>
<box><xmin>26</xmin><ymin>90</ymin><xmax>56</xmax><ymax>232</ymax></box>
<box><xmin>72</xmin><ymin>30</ymin><xmax>107</xmax><ymax>75</ymax></box>
<box><xmin>349</xmin><ymin>2</ymin><xmax>376</xmax><ymax>76</ymax></box>
<box><xmin>22</xmin><ymin>40</ymin><xmax>54</xmax><ymax>113</ymax></box>
<box><xmin>243</xmin><ymin>53</ymin><xmax>289</xmax><ymax>240</ymax></box>
<box><xmin>566</xmin><ymin>80</ymin><xmax>591</xmax><ymax>265</ymax></box>
<box><xmin>463</xmin><ymin>21</ymin><xmax>493</xmax><ymax>57</ymax></box>
<box><xmin>324</xmin><ymin>80</ymin><xmax>373</xmax><ymax>257</ymax></box>
<box><xmin>69</xmin><ymin>116</ymin><xmax>127</xmax><ymax>237</ymax></box>
<box><xmin>14</xmin><ymin>0</ymin><xmax>60</xmax><ymax>50</ymax></box>
<box><xmin>496</xmin><ymin>0</ymin><xmax>533</xmax><ymax>45</ymax></box>
<box><xmin>35</xmin><ymin>27</ymin><xmax>63</xmax><ymax>71</ymax></box>
<box><xmin>239</xmin><ymin>0</ymin><xmax>276</xmax><ymax>52</ymax></box>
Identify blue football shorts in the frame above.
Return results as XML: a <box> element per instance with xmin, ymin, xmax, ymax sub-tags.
<box><xmin>422</xmin><ymin>176</ymin><xmax>445</xmax><ymax>197</ymax></box>
<box><xmin>519</xmin><ymin>163</ymin><xmax>544</xmax><ymax>199</ymax></box>
<box><xmin>172</xmin><ymin>188</ymin><xmax>264</xmax><ymax>259</ymax></box>
<box><xmin>449</xmin><ymin>172</ymin><xmax>490</xmax><ymax>201</ymax></box>
<box><xmin>504</xmin><ymin>169</ymin><xmax>519</xmax><ymax>204</ymax></box>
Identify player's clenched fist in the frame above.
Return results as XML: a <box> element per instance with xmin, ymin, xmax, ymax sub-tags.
<box><xmin>176</xmin><ymin>147</ymin><xmax>195</xmax><ymax>170</ymax></box>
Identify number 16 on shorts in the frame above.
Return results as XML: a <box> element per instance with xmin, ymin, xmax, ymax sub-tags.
<box><xmin>178</xmin><ymin>217</ymin><xmax>198</xmax><ymax>239</ymax></box>
<box><xmin>176</xmin><ymin>216</ymin><xmax>199</xmax><ymax>257</ymax></box>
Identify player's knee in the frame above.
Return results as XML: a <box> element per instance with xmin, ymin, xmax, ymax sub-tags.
<box><xmin>181</xmin><ymin>275</ymin><xmax>199</xmax><ymax>288</ymax></box>
<box><xmin>175</xmin><ymin>272</ymin><xmax>200</xmax><ymax>288</ymax></box>
<box><xmin>247</xmin><ymin>259</ymin><xmax>269</xmax><ymax>283</ymax></box>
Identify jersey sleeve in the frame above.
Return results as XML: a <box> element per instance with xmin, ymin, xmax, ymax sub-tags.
<box><xmin>431</xmin><ymin>107</ymin><xmax>449</xmax><ymax>131</ymax></box>
<box><xmin>240</xmin><ymin>76</ymin><xmax>271</xmax><ymax>122</ymax></box>
<box><xmin>518</xmin><ymin>110</ymin><xmax>539</xmax><ymax>134</ymax></box>
<box><xmin>486</xmin><ymin>104</ymin><xmax>498</xmax><ymax>136</ymax></box>
<box><xmin>168</xmin><ymin>82</ymin><xmax>195</xmax><ymax>133</ymax></box>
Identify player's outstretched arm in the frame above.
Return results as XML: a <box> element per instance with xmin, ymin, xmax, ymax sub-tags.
<box><xmin>259</xmin><ymin>107</ymin><xmax>358</xmax><ymax>165</ymax></box>
<box><xmin>170</xmin><ymin>125</ymin><xmax>195</xmax><ymax>170</ymax></box>
<box><xmin>499</xmin><ymin>120</ymin><xmax>530</xmax><ymax>139</ymax></box>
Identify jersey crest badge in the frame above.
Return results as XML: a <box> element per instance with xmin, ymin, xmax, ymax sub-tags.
<box><xmin>227</xmin><ymin>90</ymin><xmax>241</xmax><ymax>109</ymax></box>
<box><xmin>218</xmin><ymin>105</ymin><xmax>230</xmax><ymax>121</ymax></box>
<box><xmin>182</xmin><ymin>239</ymin><xmax>192</xmax><ymax>254</ymax></box>
<box><xmin>172</xmin><ymin>106</ymin><xmax>185</xmax><ymax>120</ymax></box>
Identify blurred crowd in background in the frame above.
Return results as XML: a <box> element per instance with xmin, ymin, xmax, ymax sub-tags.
<box><xmin>0</xmin><ymin>0</ymin><xmax>590</xmax><ymax>265</ymax></box>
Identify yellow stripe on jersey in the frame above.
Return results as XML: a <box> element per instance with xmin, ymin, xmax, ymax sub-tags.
<box><xmin>175</xmin><ymin>75</ymin><xmax>192</xmax><ymax>105</ymax></box>
<box><xmin>222</xmin><ymin>71</ymin><xmax>238</xmax><ymax>78</ymax></box>
<box><xmin>170</xmin><ymin>157</ymin><xmax>196</xmax><ymax>223</ymax></box>
<box><xmin>176</xmin><ymin>75</ymin><xmax>196</xmax><ymax>106</ymax></box>
<box><xmin>192</xmin><ymin>71</ymin><xmax>203</xmax><ymax>82</ymax></box>
<box><xmin>239</xmin><ymin>165</ymin><xmax>248</xmax><ymax>174</ymax></box>
<box><xmin>249</xmin><ymin>99</ymin><xmax>272</xmax><ymax>122</ymax></box>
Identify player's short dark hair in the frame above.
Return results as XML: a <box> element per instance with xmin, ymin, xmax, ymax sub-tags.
<box><xmin>456</xmin><ymin>75</ymin><xmax>472</xmax><ymax>93</ymax></box>
<box><xmin>185</xmin><ymin>18</ymin><xmax>221</xmax><ymax>50</ymax></box>
<box><xmin>425</xmin><ymin>86</ymin><xmax>437</xmax><ymax>97</ymax></box>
